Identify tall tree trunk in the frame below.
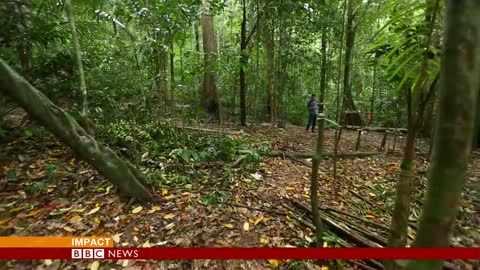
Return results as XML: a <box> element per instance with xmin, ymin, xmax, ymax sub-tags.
<box><xmin>0</xmin><ymin>59</ymin><xmax>152</xmax><ymax>201</ymax></box>
<box><xmin>240</xmin><ymin>0</ymin><xmax>248</xmax><ymax>126</ymax></box>
<box><xmin>370</xmin><ymin>66</ymin><xmax>376</xmax><ymax>125</ymax></box>
<box><xmin>406</xmin><ymin>1</ymin><xmax>480</xmax><ymax>269</ymax></box>
<box><xmin>170</xmin><ymin>37</ymin><xmax>175</xmax><ymax>112</ymax></box>
<box><xmin>265</xmin><ymin>24</ymin><xmax>276</xmax><ymax>125</ymax></box>
<box><xmin>194</xmin><ymin>21</ymin><xmax>200</xmax><ymax>53</ymax></box>
<box><xmin>319</xmin><ymin>30</ymin><xmax>327</xmax><ymax>111</ymax></box>
<box><xmin>333</xmin><ymin>0</ymin><xmax>347</xmax><ymax>180</ymax></box>
<box><xmin>200</xmin><ymin>0</ymin><xmax>221</xmax><ymax>122</ymax></box>
<box><xmin>65</xmin><ymin>0</ymin><xmax>93</xmax><ymax>135</ymax></box>
<box><xmin>385</xmin><ymin>1</ymin><xmax>440</xmax><ymax>269</ymax></box>
<box><xmin>341</xmin><ymin>0</ymin><xmax>358</xmax><ymax>120</ymax></box>
<box><xmin>157</xmin><ymin>36</ymin><xmax>169</xmax><ymax>115</ymax></box>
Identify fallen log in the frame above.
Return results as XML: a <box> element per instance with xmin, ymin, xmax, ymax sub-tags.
<box><xmin>176</xmin><ymin>125</ymin><xmax>243</xmax><ymax>136</ymax></box>
<box><xmin>343</xmin><ymin>125</ymin><xmax>408</xmax><ymax>134</ymax></box>
<box><xmin>238</xmin><ymin>150</ymin><xmax>384</xmax><ymax>159</ymax></box>
<box><xmin>0</xmin><ymin>59</ymin><xmax>152</xmax><ymax>202</ymax></box>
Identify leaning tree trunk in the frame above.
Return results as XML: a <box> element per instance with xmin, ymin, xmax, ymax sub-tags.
<box><xmin>200</xmin><ymin>0</ymin><xmax>221</xmax><ymax>122</ymax></box>
<box><xmin>385</xmin><ymin>1</ymin><xmax>440</xmax><ymax>270</ymax></box>
<box><xmin>0</xmin><ymin>59</ymin><xmax>153</xmax><ymax>202</ymax></box>
<box><xmin>405</xmin><ymin>1</ymin><xmax>480</xmax><ymax>269</ymax></box>
<box><xmin>65</xmin><ymin>0</ymin><xmax>93</xmax><ymax>136</ymax></box>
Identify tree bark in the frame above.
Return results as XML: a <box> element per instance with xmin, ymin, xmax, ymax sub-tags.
<box><xmin>341</xmin><ymin>0</ymin><xmax>358</xmax><ymax>121</ymax></box>
<box><xmin>65</xmin><ymin>0</ymin><xmax>93</xmax><ymax>136</ymax></box>
<box><xmin>156</xmin><ymin>35</ymin><xmax>169</xmax><ymax>115</ymax></box>
<box><xmin>200</xmin><ymin>0</ymin><xmax>221</xmax><ymax>122</ymax></box>
<box><xmin>240</xmin><ymin>0</ymin><xmax>248</xmax><ymax>126</ymax></box>
<box><xmin>265</xmin><ymin>19</ymin><xmax>276</xmax><ymax>125</ymax></box>
<box><xmin>406</xmin><ymin>1</ymin><xmax>480</xmax><ymax>269</ymax></box>
<box><xmin>319</xmin><ymin>30</ymin><xmax>327</xmax><ymax>111</ymax></box>
<box><xmin>0</xmin><ymin>59</ymin><xmax>153</xmax><ymax>202</ymax></box>
<box><xmin>310</xmin><ymin>115</ymin><xmax>325</xmax><ymax>246</ymax></box>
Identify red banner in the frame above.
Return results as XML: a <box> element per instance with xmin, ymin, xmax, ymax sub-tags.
<box><xmin>0</xmin><ymin>248</ymin><xmax>478</xmax><ymax>260</ymax></box>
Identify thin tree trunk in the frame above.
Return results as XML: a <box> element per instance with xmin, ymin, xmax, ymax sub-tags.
<box><xmin>240</xmin><ymin>0</ymin><xmax>248</xmax><ymax>126</ymax></box>
<box><xmin>319</xmin><ymin>30</ymin><xmax>327</xmax><ymax>111</ymax></box>
<box><xmin>65</xmin><ymin>0</ymin><xmax>93</xmax><ymax>135</ymax></box>
<box><xmin>170</xmin><ymin>36</ymin><xmax>175</xmax><ymax>110</ymax></box>
<box><xmin>0</xmin><ymin>59</ymin><xmax>152</xmax><ymax>201</ymax></box>
<box><xmin>370</xmin><ymin>66</ymin><xmax>376</xmax><ymax>125</ymax></box>
<box><xmin>406</xmin><ymin>1</ymin><xmax>480</xmax><ymax>269</ymax></box>
<box><xmin>265</xmin><ymin>24</ymin><xmax>276</xmax><ymax>125</ymax></box>
<box><xmin>334</xmin><ymin>0</ymin><xmax>347</xmax><ymax>180</ymax></box>
<box><xmin>311</xmin><ymin>115</ymin><xmax>325</xmax><ymax>246</ymax></box>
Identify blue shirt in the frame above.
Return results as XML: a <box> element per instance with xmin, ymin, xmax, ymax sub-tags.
<box><xmin>307</xmin><ymin>100</ymin><xmax>318</xmax><ymax>115</ymax></box>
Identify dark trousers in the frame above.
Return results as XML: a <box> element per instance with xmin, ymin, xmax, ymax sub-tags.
<box><xmin>306</xmin><ymin>114</ymin><xmax>317</xmax><ymax>131</ymax></box>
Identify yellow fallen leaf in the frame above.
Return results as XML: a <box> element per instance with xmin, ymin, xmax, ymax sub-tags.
<box><xmin>63</xmin><ymin>226</ymin><xmax>75</xmax><ymax>232</ymax></box>
<box><xmin>165</xmin><ymin>195</ymin><xmax>174</xmax><ymax>200</ymax></box>
<box><xmin>259</xmin><ymin>236</ymin><xmax>268</xmax><ymax>244</ymax></box>
<box><xmin>93</xmin><ymin>217</ymin><xmax>101</xmax><ymax>224</ymax></box>
<box><xmin>0</xmin><ymin>217</ymin><xmax>12</xmax><ymax>225</ymax></box>
<box><xmin>131</xmin><ymin>206</ymin><xmax>143</xmax><ymax>214</ymax></box>
<box><xmin>96</xmin><ymin>187</ymin><xmax>105</xmax><ymax>192</ymax></box>
<box><xmin>90</xmin><ymin>261</ymin><xmax>100</xmax><ymax>270</ymax></box>
<box><xmin>285</xmin><ymin>215</ymin><xmax>291</xmax><ymax>221</ymax></box>
<box><xmin>223</xmin><ymin>223</ymin><xmax>234</xmax><ymax>229</ymax></box>
<box><xmin>85</xmin><ymin>207</ymin><xmax>100</xmax><ymax>216</ymax></box>
<box><xmin>142</xmin><ymin>241</ymin><xmax>151</xmax><ymax>248</ymax></box>
<box><xmin>264</xmin><ymin>216</ymin><xmax>273</xmax><ymax>223</ymax></box>
<box><xmin>113</xmin><ymin>233</ymin><xmax>122</xmax><ymax>244</ymax></box>
<box><xmin>364</xmin><ymin>214</ymin><xmax>375</xmax><ymax>219</ymax></box>
<box><xmin>254</xmin><ymin>215</ymin><xmax>264</xmax><ymax>225</ymax></box>
<box><xmin>267</xmin><ymin>259</ymin><xmax>279</xmax><ymax>267</ymax></box>
<box><xmin>321</xmin><ymin>266</ymin><xmax>329</xmax><ymax>270</ymax></box>
<box><xmin>70</xmin><ymin>215</ymin><xmax>82</xmax><ymax>222</ymax></box>
<box><xmin>44</xmin><ymin>259</ymin><xmax>53</xmax><ymax>266</ymax></box>
<box><xmin>165</xmin><ymin>223</ymin><xmax>175</xmax><ymax>230</ymax></box>
<box><xmin>122</xmin><ymin>260</ymin><xmax>129</xmax><ymax>267</ymax></box>
<box><xmin>243</xmin><ymin>222</ymin><xmax>249</xmax><ymax>231</ymax></box>
<box><xmin>162</xmin><ymin>188</ymin><xmax>168</xmax><ymax>196</ymax></box>
<box><xmin>285</xmin><ymin>186</ymin><xmax>295</xmax><ymax>191</ymax></box>
<box><xmin>70</xmin><ymin>208</ymin><xmax>86</xmax><ymax>213</ymax></box>
<box><xmin>147</xmin><ymin>206</ymin><xmax>161</xmax><ymax>214</ymax></box>
<box><xmin>163</xmin><ymin>213</ymin><xmax>175</xmax><ymax>219</ymax></box>
<box><xmin>9</xmin><ymin>207</ymin><xmax>24</xmax><ymax>213</ymax></box>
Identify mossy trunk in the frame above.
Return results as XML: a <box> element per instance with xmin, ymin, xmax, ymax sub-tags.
<box><xmin>406</xmin><ymin>0</ymin><xmax>480</xmax><ymax>269</ymax></box>
<box><xmin>0</xmin><ymin>59</ymin><xmax>153</xmax><ymax>202</ymax></box>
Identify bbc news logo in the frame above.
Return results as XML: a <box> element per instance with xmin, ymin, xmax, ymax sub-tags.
<box><xmin>72</xmin><ymin>249</ymin><xmax>105</xmax><ymax>259</ymax></box>
<box><xmin>72</xmin><ymin>248</ymin><xmax>140</xmax><ymax>259</ymax></box>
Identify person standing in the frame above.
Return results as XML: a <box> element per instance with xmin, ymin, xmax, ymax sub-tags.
<box><xmin>306</xmin><ymin>94</ymin><xmax>319</xmax><ymax>132</ymax></box>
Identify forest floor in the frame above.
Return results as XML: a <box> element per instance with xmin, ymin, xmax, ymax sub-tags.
<box><xmin>0</xmin><ymin>121</ymin><xmax>479</xmax><ymax>270</ymax></box>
